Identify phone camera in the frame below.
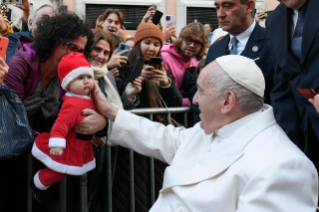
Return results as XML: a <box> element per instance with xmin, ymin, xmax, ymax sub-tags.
<box><xmin>166</xmin><ymin>16</ymin><xmax>171</xmax><ymax>21</ymax></box>
<box><xmin>120</xmin><ymin>44</ymin><xmax>125</xmax><ymax>50</ymax></box>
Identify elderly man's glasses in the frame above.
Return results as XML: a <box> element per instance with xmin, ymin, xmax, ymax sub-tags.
<box><xmin>64</xmin><ymin>42</ymin><xmax>85</xmax><ymax>53</ymax></box>
<box><xmin>184</xmin><ymin>37</ymin><xmax>203</xmax><ymax>48</ymax></box>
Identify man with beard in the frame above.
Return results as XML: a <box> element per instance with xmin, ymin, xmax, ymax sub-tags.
<box><xmin>161</xmin><ymin>22</ymin><xmax>209</xmax><ymax>106</ymax></box>
<box><xmin>205</xmin><ymin>0</ymin><xmax>274</xmax><ymax>104</ymax></box>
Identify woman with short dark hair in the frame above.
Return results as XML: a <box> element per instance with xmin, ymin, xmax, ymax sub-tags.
<box><xmin>2</xmin><ymin>12</ymin><xmax>105</xmax><ymax>211</ymax></box>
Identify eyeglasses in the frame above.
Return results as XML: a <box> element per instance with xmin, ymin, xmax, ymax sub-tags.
<box><xmin>184</xmin><ymin>37</ymin><xmax>203</xmax><ymax>48</ymax></box>
<box><xmin>64</xmin><ymin>42</ymin><xmax>85</xmax><ymax>53</ymax></box>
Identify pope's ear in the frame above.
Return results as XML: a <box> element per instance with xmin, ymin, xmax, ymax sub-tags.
<box><xmin>221</xmin><ymin>91</ymin><xmax>236</xmax><ymax>115</ymax></box>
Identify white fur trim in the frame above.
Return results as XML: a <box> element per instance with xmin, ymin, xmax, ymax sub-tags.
<box><xmin>61</xmin><ymin>67</ymin><xmax>94</xmax><ymax>90</ymax></box>
<box><xmin>34</xmin><ymin>171</ymin><xmax>50</xmax><ymax>190</ymax></box>
<box><xmin>65</xmin><ymin>91</ymin><xmax>91</xmax><ymax>99</ymax></box>
<box><xmin>32</xmin><ymin>142</ymin><xmax>96</xmax><ymax>175</ymax></box>
<box><xmin>49</xmin><ymin>137</ymin><xmax>66</xmax><ymax>148</ymax></box>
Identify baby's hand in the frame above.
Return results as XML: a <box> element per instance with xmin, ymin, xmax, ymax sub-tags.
<box><xmin>50</xmin><ymin>147</ymin><xmax>64</xmax><ymax>157</ymax></box>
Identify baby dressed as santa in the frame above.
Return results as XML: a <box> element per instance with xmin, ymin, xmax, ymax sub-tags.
<box><xmin>30</xmin><ymin>52</ymin><xmax>100</xmax><ymax>202</ymax></box>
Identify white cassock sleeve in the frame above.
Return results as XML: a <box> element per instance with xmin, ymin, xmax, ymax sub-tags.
<box><xmin>236</xmin><ymin>156</ymin><xmax>318</xmax><ymax>212</ymax></box>
<box><xmin>110</xmin><ymin>110</ymin><xmax>189</xmax><ymax>165</ymax></box>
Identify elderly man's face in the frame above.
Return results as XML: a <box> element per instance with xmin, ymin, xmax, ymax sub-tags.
<box><xmin>193</xmin><ymin>62</ymin><xmax>225</xmax><ymax>134</ymax></box>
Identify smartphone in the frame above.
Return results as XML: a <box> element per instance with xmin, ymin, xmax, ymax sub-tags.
<box><xmin>264</xmin><ymin>10</ymin><xmax>273</xmax><ymax>18</ymax></box>
<box><xmin>129</xmin><ymin>58</ymin><xmax>144</xmax><ymax>83</ymax></box>
<box><xmin>149</xmin><ymin>57</ymin><xmax>162</xmax><ymax>70</ymax></box>
<box><xmin>152</xmin><ymin>10</ymin><xmax>163</xmax><ymax>25</ymax></box>
<box><xmin>296</xmin><ymin>88</ymin><xmax>317</xmax><ymax>99</ymax></box>
<box><xmin>0</xmin><ymin>37</ymin><xmax>9</xmax><ymax>59</ymax></box>
<box><xmin>165</xmin><ymin>15</ymin><xmax>175</xmax><ymax>27</ymax></box>
<box><xmin>117</xmin><ymin>43</ymin><xmax>130</xmax><ymax>57</ymax></box>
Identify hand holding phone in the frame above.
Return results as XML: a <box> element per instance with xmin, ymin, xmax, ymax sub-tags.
<box><xmin>165</xmin><ymin>15</ymin><xmax>175</xmax><ymax>27</ymax></box>
<box><xmin>107</xmin><ymin>43</ymin><xmax>129</xmax><ymax>69</ymax></box>
<box><xmin>296</xmin><ymin>88</ymin><xmax>317</xmax><ymax>100</ymax></box>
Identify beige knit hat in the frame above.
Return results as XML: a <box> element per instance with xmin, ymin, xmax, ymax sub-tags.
<box><xmin>134</xmin><ymin>22</ymin><xmax>164</xmax><ymax>47</ymax></box>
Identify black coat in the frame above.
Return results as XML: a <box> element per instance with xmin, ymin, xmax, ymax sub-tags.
<box><xmin>266</xmin><ymin>0</ymin><xmax>319</xmax><ymax>151</ymax></box>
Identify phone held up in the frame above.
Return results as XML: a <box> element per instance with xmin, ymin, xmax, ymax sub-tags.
<box><xmin>296</xmin><ymin>88</ymin><xmax>317</xmax><ymax>100</ymax></box>
<box><xmin>149</xmin><ymin>57</ymin><xmax>162</xmax><ymax>70</ymax></box>
<box><xmin>165</xmin><ymin>15</ymin><xmax>175</xmax><ymax>27</ymax></box>
<box><xmin>117</xmin><ymin>43</ymin><xmax>130</xmax><ymax>57</ymax></box>
<box><xmin>152</xmin><ymin>10</ymin><xmax>163</xmax><ymax>26</ymax></box>
<box><xmin>0</xmin><ymin>37</ymin><xmax>9</xmax><ymax>59</ymax></box>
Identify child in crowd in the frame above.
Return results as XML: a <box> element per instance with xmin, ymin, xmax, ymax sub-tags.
<box><xmin>30</xmin><ymin>53</ymin><xmax>100</xmax><ymax>202</ymax></box>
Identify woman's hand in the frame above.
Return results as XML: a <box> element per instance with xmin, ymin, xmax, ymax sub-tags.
<box><xmin>74</xmin><ymin>109</ymin><xmax>107</xmax><ymax>134</ymax></box>
<box><xmin>92</xmin><ymin>135</ymin><xmax>106</xmax><ymax>147</ymax></box>
<box><xmin>163</xmin><ymin>21</ymin><xmax>176</xmax><ymax>41</ymax></box>
<box><xmin>91</xmin><ymin>81</ymin><xmax>119</xmax><ymax>122</ymax></box>
<box><xmin>107</xmin><ymin>50</ymin><xmax>128</xmax><ymax>69</ymax></box>
<box><xmin>111</xmin><ymin>68</ymin><xmax>119</xmax><ymax>81</ymax></box>
<box><xmin>117</xmin><ymin>26</ymin><xmax>127</xmax><ymax>41</ymax></box>
<box><xmin>126</xmin><ymin>76</ymin><xmax>143</xmax><ymax>99</ymax></box>
<box><xmin>50</xmin><ymin>147</ymin><xmax>64</xmax><ymax>157</ymax></box>
<box><xmin>0</xmin><ymin>57</ymin><xmax>9</xmax><ymax>87</ymax></box>
<box><xmin>142</xmin><ymin>7</ymin><xmax>155</xmax><ymax>23</ymax></box>
<box><xmin>141</xmin><ymin>64</ymin><xmax>169</xmax><ymax>85</ymax></box>
<box><xmin>309</xmin><ymin>95</ymin><xmax>319</xmax><ymax>114</ymax></box>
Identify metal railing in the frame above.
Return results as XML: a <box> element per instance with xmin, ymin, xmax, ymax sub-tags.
<box><xmin>27</xmin><ymin>107</ymin><xmax>191</xmax><ymax>212</ymax></box>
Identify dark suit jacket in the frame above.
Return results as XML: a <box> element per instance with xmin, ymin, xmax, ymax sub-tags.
<box><xmin>266</xmin><ymin>0</ymin><xmax>319</xmax><ymax>151</ymax></box>
<box><xmin>205</xmin><ymin>23</ymin><xmax>274</xmax><ymax>104</ymax></box>
<box><xmin>6</xmin><ymin>31</ymin><xmax>32</xmax><ymax>63</ymax></box>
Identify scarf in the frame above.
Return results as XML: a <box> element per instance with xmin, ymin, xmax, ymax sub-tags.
<box><xmin>92</xmin><ymin>64</ymin><xmax>123</xmax><ymax>110</ymax></box>
<box><xmin>92</xmin><ymin>64</ymin><xmax>123</xmax><ymax>146</ymax></box>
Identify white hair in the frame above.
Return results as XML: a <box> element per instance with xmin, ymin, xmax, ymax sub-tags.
<box><xmin>210</xmin><ymin>69</ymin><xmax>264</xmax><ymax>114</ymax></box>
<box><xmin>28</xmin><ymin>4</ymin><xmax>56</xmax><ymax>31</ymax></box>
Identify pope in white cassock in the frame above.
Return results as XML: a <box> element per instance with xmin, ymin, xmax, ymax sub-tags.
<box><xmin>90</xmin><ymin>55</ymin><xmax>318</xmax><ymax>212</ymax></box>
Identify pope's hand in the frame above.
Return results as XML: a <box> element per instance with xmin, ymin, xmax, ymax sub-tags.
<box><xmin>91</xmin><ymin>81</ymin><xmax>119</xmax><ymax>122</ymax></box>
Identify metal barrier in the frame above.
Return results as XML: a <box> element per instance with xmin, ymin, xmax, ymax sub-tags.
<box><xmin>27</xmin><ymin>107</ymin><xmax>190</xmax><ymax>212</ymax></box>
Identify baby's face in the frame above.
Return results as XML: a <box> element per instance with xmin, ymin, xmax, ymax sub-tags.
<box><xmin>67</xmin><ymin>74</ymin><xmax>94</xmax><ymax>95</ymax></box>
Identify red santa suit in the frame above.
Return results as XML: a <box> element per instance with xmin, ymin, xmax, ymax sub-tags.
<box><xmin>31</xmin><ymin>52</ymin><xmax>98</xmax><ymax>190</ymax></box>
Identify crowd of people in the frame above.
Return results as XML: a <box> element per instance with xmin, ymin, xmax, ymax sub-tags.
<box><xmin>0</xmin><ymin>0</ymin><xmax>319</xmax><ymax>211</ymax></box>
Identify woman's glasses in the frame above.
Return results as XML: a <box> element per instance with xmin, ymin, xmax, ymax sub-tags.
<box><xmin>184</xmin><ymin>37</ymin><xmax>203</xmax><ymax>49</ymax></box>
<box><xmin>64</xmin><ymin>42</ymin><xmax>85</xmax><ymax>53</ymax></box>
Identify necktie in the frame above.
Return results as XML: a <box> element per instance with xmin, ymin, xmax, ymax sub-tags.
<box><xmin>291</xmin><ymin>3</ymin><xmax>307</xmax><ymax>64</ymax></box>
<box><xmin>230</xmin><ymin>37</ymin><xmax>238</xmax><ymax>55</ymax></box>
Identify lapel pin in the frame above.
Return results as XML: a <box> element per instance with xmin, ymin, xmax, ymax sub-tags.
<box><xmin>252</xmin><ymin>46</ymin><xmax>259</xmax><ymax>52</ymax></box>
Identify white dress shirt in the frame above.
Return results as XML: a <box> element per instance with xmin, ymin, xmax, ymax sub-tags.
<box><xmin>228</xmin><ymin>20</ymin><xmax>256</xmax><ymax>55</ymax></box>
